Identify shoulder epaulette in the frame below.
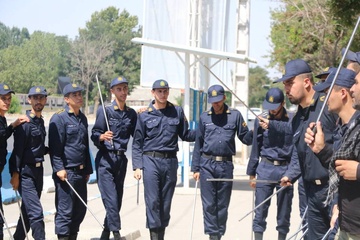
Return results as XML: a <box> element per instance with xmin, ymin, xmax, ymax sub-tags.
<box><xmin>56</xmin><ymin>109</ymin><xmax>65</xmax><ymax>114</ymax></box>
<box><xmin>207</xmin><ymin>110</ymin><xmax>213</xmax><ymax>115</ymax></box>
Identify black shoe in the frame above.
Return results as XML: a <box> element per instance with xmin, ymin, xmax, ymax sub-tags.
<box><xmin>113</xmin><ymin>231</ymin><xmax>121</xmax><ymax>240</ymax></box>
<box><xmin>150</xmin><ymin>228</ymin><xmax>159</xmax><ymax>240</ymax></box>
<box><xmin>100</xmin><ymin>230</ymin><xmax>110</xmax><ymax>240</ymax></box>
<box><xmin>254</xmin><ymin>232</ymin><xmax>263</xmax><ymax>240</ymax></box>
<box><xmin>58</xmin><ymin>235</ymin><xmax>69</xmax><ymax>240</ymax></box>
<box><xmin>69</xmin><ymin>233</ymin><xmax>78</xmax><ymax>240</ymax></box>
<box><xmin>278</xmin><ymin>232</ymin><xmax>287</xmax><ymax>240</ymax></box>
<box><xmin>209</xmin><ymin>235</ymin><xmax>220</xmax><ymax>240</ymax></box>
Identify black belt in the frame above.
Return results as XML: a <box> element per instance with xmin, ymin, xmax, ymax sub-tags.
<box><xmin>65</xmin><ymin>164</ymin><xmax>84</xmax><ymax>171</ymax></box>
<box><xmin>110</xmin><ymin>150</ymin><xmax>125</xmax><ymax>156</ymax></box>
<box><xmin>262</xmin><ymin>157</ymin><xmax>289</xmax><ymax>166</ymax></box>
<box><xmin>24</xmin><ymin>162</ymin><xmax>43</xmax><ymax>168</ymax></box>
<box><xmin>143</xmin><ymin>151</ymin><xmax>177</xmax><ymax>158</ymax></box>
<box><xmin>202</xmin><ymin>154</ymin><xmax>232</xmax><ymax>161</ymax></box>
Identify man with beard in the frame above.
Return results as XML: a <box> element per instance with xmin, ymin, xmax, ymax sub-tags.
<box><xmin>260</xmin><ymin>59</ymin><xmax>337</xmax><ymax>239</ymax></box>
<box><xmin>91</xmin><ymin>77</ymin><xmax>137</xmax><ymax>240</ymax></box>
<box><xmin>0</xmin><ymin>83</ymin><xmax>28</xmax><ymax>240</ymax></box>
<box><xmin>49</xmin><ymin>83</ymin><xmax>93</xmax><ymax>240</ymax></box>
<box><xmin>10</xmin><ymin>86</ymin><xmax>48</xmax><ymax>240</ymax></box>
<box><xmin>132</xmin><ymin>79</ymin><xmax>195</xmax><ymax>240</ymax></box>
<box><xmin>247</xmin><ymin>88</ymin><xmax>293</xmax><ymax>240</ymax></box>
<box><xmin>192</xmin><ymin>85</ymin><xmax>253</xmax><ymax>240</ymax></box>
<box><xmin>305</xmin><ymin>68</ymin><xmax>360</xmax><ymax>240</ymax></box>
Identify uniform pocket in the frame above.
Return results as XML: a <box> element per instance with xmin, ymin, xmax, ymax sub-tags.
<box><xmin>145</xmin><ymin>119</ymin><xmax>160</xmax><ymax>138</ymax></box>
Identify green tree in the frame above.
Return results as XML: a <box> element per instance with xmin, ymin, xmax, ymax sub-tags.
<box><xmin>0</xmin><ymin>31</ymin><xmax>68</xmax><ymax>94</ymax></box>
<box><xmin>0</xmin><ymin>22</ymin><xmax>30</xmax><ymax>50</ymax></box>
<box><xmin>248</xmin><ymin>66</ymin><xmax>272</xmax><ymax>108</ymax></box>
<box><xmin>79</xmin><ymin>7</ymin><xmax>142</xmax><ymax>94</ymax></box>
<box><xmin>328</xmin><ymin>0</ymin><xmax>360</xmax><ymax>28</ymax></box>
<box><xmin>69</xmin><ymin>34</ymin><xmax>115</xmax><ymax>114</ymax></box>
<box><xmin>269</xmin><ymin>0</ymin><xmax>359</xmax><ymax>74</ymax></box>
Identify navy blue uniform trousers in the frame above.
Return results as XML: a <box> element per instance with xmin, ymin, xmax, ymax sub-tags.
<box><xmin>142</xmin><ymin>155</ymin><xmax>178</xmax><ymax>229</ymax></box>
<box><xmin>14</xmin><ymin>165</ymin><xmax>45</xmax><ymax>240</ymax></box>
<box><xmin>53</xmin><ymin>170</ymin><xmax>87</xmax><ymax>236</ymax></box>
<box><xmin>199</xmin><ymin>157</ymin><xmax>233</xmax><ymax>236</ymax></box>
<box><xmin>96</xmin><ymin>152</ymin><xmax>127</xmax><ymax>231</ymax></box>
<box><xmin>253</xmin><ymin>160</ymin><xmax>293</xmax><ymax>234</ymax></box>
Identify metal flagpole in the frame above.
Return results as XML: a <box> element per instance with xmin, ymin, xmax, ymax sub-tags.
<box><xmin>189</xmin><ymin>180</ymin><xmax>199</xmax><ymax>240</ymax></box>
<box><xmin>15</xmin><ymin>191</ymin><xmax>29</xmax><ymax>240</ymax></box>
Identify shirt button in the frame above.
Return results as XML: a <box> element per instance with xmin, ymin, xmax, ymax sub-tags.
<box><xmin>219</xmin><ymin>141</ymin><xmax>222</xmax><ymax>143</ymax></box>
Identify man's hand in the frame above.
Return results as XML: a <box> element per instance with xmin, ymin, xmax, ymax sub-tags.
<box><xmin>56</xmin><ymin>170</ymin><xmax>67</xmax><ymax>181</ymax></box>
<box><xmin>258</xmin><ymin>116</ymin><xmax>269</xmax><ymax>129</ymax></box>
<box><xmin>280</xmin><ymin>176</ymin><xmax>292</xmax><ymax>186</ymax></box>
<box><xmin>249</xmin><ymin>175</ymin><xmax>256</xmax><ymax>188</ymax></box>
<box><xmin>10</xmin><ymin>172</ymin><xmax>20</xmax><ymax>190</ymax></box>
<box><xmin>304</xmin><ymin>121</ymin><xmax>325</xmax><ymax>154</ymax></box>
<box><xmin>193</xmin><ymin>172</ymin><xmax>200</xmax><ymax>181</ymax></box>
<box><xmin>330</xmin><ymin>204</ymin><xmax>339</xmax><ymax>229</ymax></box>
<box><xmin>335</xmin><ymin>160</ymin><xmax>359</xmax><ymax>180</ymax></box>
<box><xmin>11</xmin><ymin>115</ymin><xmax>29</xmax><ymax>128</ymax></box>
<box><xmin>134</xmin><ymin>168</ymin><xmax>142</xmax><ymax>180</ymax></box>
<box><xmin>100</xmin><ymin>131</ymin><xmax>113</xmax><ymax>142</ymax></box>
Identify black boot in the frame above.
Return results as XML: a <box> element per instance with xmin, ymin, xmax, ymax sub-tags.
<box><xmin>158</xmin><ymin>228</ymin><xmax>165</xmax><ymax>240</ymax></box>
<box><xmin>150</xmin><ymin>228</ymin><xmax>159</xmax><ymax>240</ymax></box>
<box><xmin>113</xmin><ymin>231</ymin><xmax>121</xmax><ymax>240</ymax></box>
<box><xmin>100</xmin><ymin>229</ymin><xmax>110</xmax><ymax>240</ymax></box>
<box><xmin>58</xmin><ymin>235</ymin><xmax>69</xmax><ymax>240</ymax></box>
<box><xmin>254</xmin><ymin>232</ymin><xmax>263</xmax><ymax>240</ymax></box>
<box><xmin>278</xmin><ymin>232</ymin><xmax>287</xmax><ymax>240</ymax></box>
<box><xmin>209</xmin><ymin>235</ymin><xmax>220</xmax><ymax>240</ymax></box>
<box><xmin>69</xmin><ymin>233</ymin><xmax>78</xmax><ymax>240</ymax></box>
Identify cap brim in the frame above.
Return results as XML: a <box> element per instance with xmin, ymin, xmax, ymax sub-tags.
<box><xmin>342</xmin><ymin>48</ymin><xmax>358</xmax><ymax>62</ymax></box>
<box><xmin>262</xmin><ymin>100</ymin><xmax>281</xmax><ymax>110</ymax></box>
<box><xmin>208</xmin><ymin>95</ymin><xmax>224</xmax><ymax>103</ymax></box>
<box><xmin>0</xmin><ymin>90</ymin><xmax>15</xmax><ymax>95</ymax></box>
<box><xmin>315</xmin><ymin>73</ymin><xmax>329</xmax><ymax>79</ymax></box>
<box><xmin>313</xmin><ymin>82</ymin><xmax>331</xmax><ymax>92</ymax></box>
<box><xmin>274</xmin><ymin>74</ymin><xmax>297</xmax><ymax>83</ymax></box>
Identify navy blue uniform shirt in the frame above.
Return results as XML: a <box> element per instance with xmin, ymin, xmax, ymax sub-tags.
<box><xmin>283</xmin><ymin>92</ymin><xmax>337</xmax><ymax>181</ymax></box>
<box><xmin>191</xmin><ymin>104</ymin><xmax>252</xmax><ymax>172</ymax></box>
<box><xmin>49</xmin><ymin>105</ymin><xmax>93</xmax><ymax>175</ymax></box>
<box><xmin>247</xmin><ymin>108</ymin><xmax>293</xmax><ymax>176</ymax></box>
<box><xmin>0</xmin><ymin>116</ymin><xmax>13</xmax><ymax>167</ymax></box>
<box><xmin>132</xmin><ymin>101</ymin><xmax>195</xmax><ymax>170</ymax></box>
<box><xmin>10</xmin><ymin>110</ymin><xmax>46</xmax><ymax>173</ymax></box>
<box><xmin>91</xmin><ymin>101</ymin><xmax>137</xmax><ymax>151</ymax></box>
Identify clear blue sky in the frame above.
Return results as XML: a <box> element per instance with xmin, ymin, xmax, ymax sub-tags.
<box><xmin>0</xmin><ymin>0</ymin><xmax>281</xmax><ymax>79</ymax></box>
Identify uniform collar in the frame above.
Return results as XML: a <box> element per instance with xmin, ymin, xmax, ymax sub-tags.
<box><xmin>112</xmin><ymin>100</ymin><xmax>129</xmax><ymax>111</ymax></box>
<box><xmin>26</xmin><ymin>109</ymin><xmax>42</xmax><ymax>119</ymax></box>
<box><xmin>65</xmin><ymin>105</ymin><xmax>81</xmax><ymax>115</ymax></box>
<box><xmin>147</xmin><ymin>100</ymin><xmax>173</xmax><ymax>112</ymax></box>
<box><xmin>208</xmin><ymin>104</ymin><xmax>230</xmax><ymax>115</ymax></box>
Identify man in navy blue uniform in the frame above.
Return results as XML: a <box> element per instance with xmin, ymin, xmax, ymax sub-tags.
<box><xmin>0</xmin><ymin>83</ymin><xmax>28</xmax><ymax>240</ymax></box>
<box><xmin>10</xmin><ymin>86</ymin><xmax>48</xmax><ymax>240</ymax></box>
<box><xmin>49</xmin><ymin>83</ymin><xmax>93</xmax><ymax>240</ymax></box>
<box><xmin>91</xmin><ymin>76</ymin><xmax>137</xmax><ymax>240</ymax></box>
<box><xmin>247</xmin><ymin>88</ymin><xmax>293</xmax><ymax>240</ymax></box>
<box><xmin>191</xmin><ymin>84</ymin><xmax>252</xmax><ymax>240</ymax></box>
<box><xmin>263</xmin><ymin>59</ymin><xmax>337</xmax><ymax>240</ymax></box>
<box><xmin>132</xmin><ymin>79</ymin><xmax>195</xmax><ymax>240</ymax></box>
<box><xmin>342</xmin><ymin>48</ymin><xmax>360</xmax><ymax>75</ymax></box>
<box><xmin>304</xmin><ymin>68</ymin><xmax>358</xmax><ymax>240</ymax></box>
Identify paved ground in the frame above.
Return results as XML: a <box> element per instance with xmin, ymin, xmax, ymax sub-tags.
<box><xmin>3</xmin><ymin>114</ymin><xmax>304</xmax><ymax>240</ymax></box>
<box><xmin>1</xmin><ymin>164</ymin><xmax>304</xmax><ymax>240</ymax></box>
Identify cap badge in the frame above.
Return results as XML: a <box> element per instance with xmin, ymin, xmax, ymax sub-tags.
<box><xmin>72</xmin><ymin>84</ymin><xmax>77</xmax><ymax>88</ymax></box>
<box><xmin>36</xmin><ymin>87</ymin><xmax>41</xmax><ymax>93</ymax></box>
<box><xmin>269</xmin><ymin>96</ymin><xmax>274</xmax><ymax>103</ymax></box>
<box><xmin>3</xmin><ymin>85</ymin><xmax>9</xmax><ymax>90</ymax></box>
<box><xmin>117</xmin><ymin>77</ymin><xmax>123</xmax><ymax>81</ymax></box>
<box><xmin>324</xmin><ymin>67</ymin><xmax>329</xmax><ymax>71</ymax></box>
<box><xmin>211</xmin><ymin>90</ymin><xmax>217</xmax><ymax>97</ymax></box>
<box><xmin>160</xmin><ymin>81</ymin><xmax>165</xmax><ymax>87</ymax></box>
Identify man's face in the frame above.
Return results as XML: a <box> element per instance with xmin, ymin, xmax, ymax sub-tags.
<box><xmin>111</xmin><ymin>83</ymin><xmax>128</xmax><ymax>103</ymax></box>
<box><xmin>28</xmin><ymin>95</ymin><xmax>47</xmax><ymax>113</ymax></box>
<box><xmin>324</xmin><ymin>87</ymin><xmax>342</xmax><ymax>114</ymax></box>
<box><xmin>211</xmin><ymin>96</ymin><xmax>225</xmax><ymax>113</ymax></box>
<box><xmin>0</xmin><ymin>93</ymin><xmax>12</xmax><ymax>113</ymax></box>
<box><xmin>152</xmin><ymin>88</ymin><xmax>169</xmax><ymax>104</ymax></box>
<box><xmin>351</xmin><ymin>73</ymin><xmax>360</xmax><ymax>110</ymax></box>
<box><xmin>269</xmin><ymin>103</ymin><xmax>284</xmax><ymax>119</ymax></box>
<box><xmin>64</xmin><ymin>91</ymin><xmax>83</xmax><ymax>109</ymax></box>
<box><xmin>283</xmin><ymin>76</ymin><xmax>305</xmax><ymax>105</ymax></box>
